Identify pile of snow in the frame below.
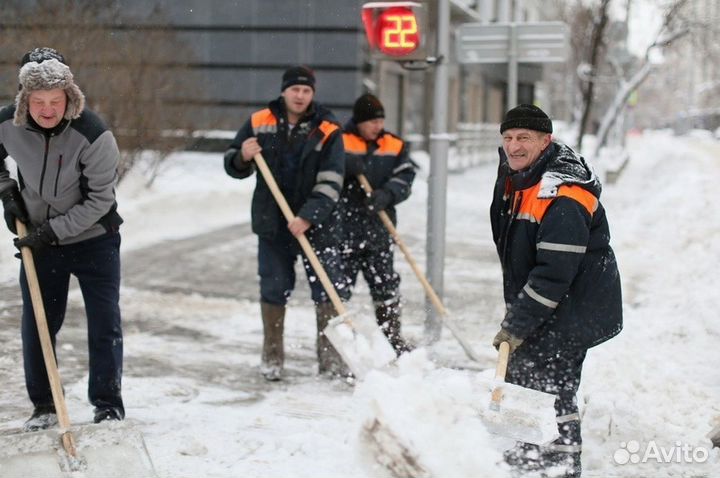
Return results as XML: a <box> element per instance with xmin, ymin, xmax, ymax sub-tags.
<box><xmin>355</xmin><ymin>349</ymin><xmax>511</xmax><ymax>477</ymax></box>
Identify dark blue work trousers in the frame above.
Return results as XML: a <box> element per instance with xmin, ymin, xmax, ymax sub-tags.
<box><xmin>258</xmin><ymin>227</ymin><xmax>349</xmax><ymax>306</ymax></box>
<box><xmin>20</xmin><ymin>233</ymin><xmax>124</xmax><ymax>413</ymax></box>
<box><xmin>341</xmin><ymin>235</ymin><xmax>401</xmax><ymax>305</ymax></box>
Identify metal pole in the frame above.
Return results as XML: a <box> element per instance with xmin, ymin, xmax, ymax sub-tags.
<box><xmin>425</xmin><ymin>0</ymin><xmax>450</xmax><ymax>342</ymax></box>
<box><xmin>507</xmin><ymin>23</ymin><xmax>518</xmax><ymax>111</ymax></box>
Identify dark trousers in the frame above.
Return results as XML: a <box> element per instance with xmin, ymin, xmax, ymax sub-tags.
<box><xmin>506</xmin><ymin>344</ymin><xmax>586</xmax><ymax>459</ymax></box>
<box><xmin>258</xmin><ymin>229</ymin><xmax>349</xmax><ymax>305</ymax></box>
<box><xmin>341</xmin><ymin>236</ymin><xmax>400</xmax><ymax>305</ymax></box>
<box><xmin>20</xmin><ymin>233</ymin><xmax>124</xmax><ymax>413</ymax></box>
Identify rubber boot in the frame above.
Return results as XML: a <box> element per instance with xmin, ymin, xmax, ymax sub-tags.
<box><xmin>375</xmin><ymin>300</ymin><xmax>412</xmax><ymax>356</ymax></box>
<box><xmin>315</xmin><ymin>302</ymin><xmax>352</xmax><ymax>378</ymax></box>
<box><xmin>503</xmin><ymin>442</ymin><xmax>544</xmax><ymax>475</ymax></box>
<box><xmin>260</xmin><ymin>302</ymin><xmax>285</xmax><ymax>381</ymax></box>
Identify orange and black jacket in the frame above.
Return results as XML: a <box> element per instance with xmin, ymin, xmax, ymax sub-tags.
<box><xmin>224</xmin><ymin>98</ymin><xmax>344</xmax><ymax>245</ymax></box>
<box><xmin>490</xmin><ymin>142</ymin><xmax>622</xmax><ymax>350</ymax></box>
<box><xmin>339</xmin><ymin>120</ymin><xmax>416</xmax><ymax>230</ymax></box>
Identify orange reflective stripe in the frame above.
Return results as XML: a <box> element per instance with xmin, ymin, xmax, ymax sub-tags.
<box><xmin>343</xmin><ymin>133</ymin><xmax>367</xmax><ymax>154</ymax></box>
<box><xmin>516</xmin><ymin>183</ymin><xmax>548</xmax><ymax>223</ymax></box>
<box><xmin>251</xmin><ymin>109</ymin><xmax>277</xmax><ymax>129</ymax></box>
<box><xmin>377</xmin><ymin>134</ymin><xmax>403</xmax><ymax>155</ymax></box>
<box><xmin>318</xmin><ymin>120</ymin><xmax>340</xmax><ymax>145</ymax></box>
<box><xmin>557</xmin><ymin>185</ymin><xmax>598</xmax><ymax>215</ymax></box>
<box><xmin>515</xmin><ymin>183</ymin><xmax>597</xmax><ymax>223</ymax></box>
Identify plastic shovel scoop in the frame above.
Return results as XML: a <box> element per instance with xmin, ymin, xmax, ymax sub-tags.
<box><xmin>475</xmin><ymin>342</ymin><xmax>559</xmax><ymax>446</ymax></box>
<box><xmin>0</xmin><ymin>422</ymin><xmax>155</xmax><ymax>478</ymax></box>
<box><xmin>323</xmin><ymin>312</ymin><xmax>397</xmax><ymax>379</ymax></box>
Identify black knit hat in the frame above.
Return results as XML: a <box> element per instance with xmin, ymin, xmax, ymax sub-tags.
<box><xmin>352</xmin><ymin>93</ymin><xmax>385</xmax><ymax>124</ymax></box>
<box><xmin>281</xmin><ymin>65</ymin><xmax>315</xmax><ymax>91</ymax></box>
<box><xmin>500</xmin><ymin>104</ymin><xmax>553</xmax><ymax>134</ymax></box>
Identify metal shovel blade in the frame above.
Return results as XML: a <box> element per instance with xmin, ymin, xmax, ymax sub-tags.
<box><xmin>476</xmin><ymin>381</ymin><xmax>559</xmax><ymax>446</ymax></box>
<box><xmin>323</xmin><ymin>313</ymin><xmax>397</xmax><ymax>379</ymax></box>
<box><xmin>0</xmin><ymin>421</ymin><xmax>156</xmax><ymax>478</ymax></box>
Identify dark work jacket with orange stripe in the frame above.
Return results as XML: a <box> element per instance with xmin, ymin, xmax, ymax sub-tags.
<box><xmin>490</xmin><ymin>142</ymin><xmax>622</xmax><ymax>350</ymax></box>
<box><xmin>339</xmin><ymin>121</ymin><xmax>415</xmax><ymax>245</ymax></box>
<box><xmin>224</xmin><ymin>99</ymin><xmax>344</xmax><ymax>247</ymax></box>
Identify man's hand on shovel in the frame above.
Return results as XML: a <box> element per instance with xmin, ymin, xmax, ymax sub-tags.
<box><xmin>493</xmin><ymin>328</ymin><xmax>524</xmax><ymax>353</ymax></box>
<box><xmin>14</xmin><ymin>221</ymin><xmax>57</xmax><ymax>250</ymax></box>
<box><xmin>288</xmin><ymin>217</ymin><xmax>311</xmax><ymax>237</ymax></box>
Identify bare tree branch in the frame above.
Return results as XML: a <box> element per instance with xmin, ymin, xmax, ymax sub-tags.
<box><xmin>593</xmin><ymin>0</ymin><xmax>691</xmax><ymax>156</ymax></box>
<box><xmin>576</xmin><ymin>0</ymin><xmax>612</xmax><ymax>151</ymax></box>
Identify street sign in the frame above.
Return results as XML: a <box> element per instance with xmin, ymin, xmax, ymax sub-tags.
<box><xmin>456</xmin><ymin>21</ymin><xmax>569</xmax><ymax>111</ymax></box>
<box><xmin>457</xmin><ymin>22</ymin><xmax>569</xmax><ymax>64</ymax></box>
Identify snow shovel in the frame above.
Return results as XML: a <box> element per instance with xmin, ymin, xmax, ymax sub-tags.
<box><xmin>0</xmin><ymin>220</ymin><xmax>157</xmax><ymax>478</ymax></box>
<box><xmin>356</xmin><ymin>174</ymin><xmax>481</xmax><ymax>362</ymax></box>
<box><xmin>253</xmin><ymin>154</ymin><xmax>396</xmax><ymax>378</ymax></box>
<box><xmin>475</xmin><ymin>341</ymin><xmax>559</xmax><ymax>446</ymax></box>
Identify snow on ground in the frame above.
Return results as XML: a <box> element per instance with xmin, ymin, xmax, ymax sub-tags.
<box><xmin>578</xmin><ymin>131</ymin><xmax>720</xmax><ymax>477</ymax></box>
<box><xmin>0</xmin><ymin>130</ymin><xmax>719</xmax><ymax>477</ymax></box>
<box><xmin>114</xmin><ymin>151</ymin><xmax>255</xmax><ymax>252</ymax></box>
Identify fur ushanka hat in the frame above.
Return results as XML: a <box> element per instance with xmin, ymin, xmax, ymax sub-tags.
<box><xmin>13</xmin><ymin>47</ymin><xmax>85</xmax><ymax>126</ymax></box>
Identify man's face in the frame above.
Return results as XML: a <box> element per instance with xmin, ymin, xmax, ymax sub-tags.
<box><xmin>28</xmin><ymin>89</ymin><xmax>67</xmax><ymax>129</ymax></box>
<box><xmin>281</xmin><ymin>85</ymin><xmax>314</xmax><ymax>119</ymax></box>
<box><xmin>501</xmin><ymin>128</ymin><xmax>552</xmax><ymax>171</ymax></box>
<box><xmin>357</xmin><ymin>118</ymin><xmax>384</xmax><ymax>141</ymax></box>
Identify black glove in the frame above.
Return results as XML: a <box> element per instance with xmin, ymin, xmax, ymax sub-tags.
<box><xmin>14</xmin><ymin>222</ymin><xmax>58</xmax><ymax>251</ymax></box>
<box><xmin>365</xmin><ymin>189</ymin><xmax>393</xmax><ymax>212</ymax></box>
<box><xmin>492</xmin><ymin>328</ymin><xmax>524</xmax><ymax>353</ymax></box>
<box><xmin>1</xmin><ymin>188</ymin><xmax>28</xmax><ymax>235</ymax></box>
<box><xmin>345</xmin><ymin>156</ymin><xmax>365</xmax><ymax>177</ymax></box>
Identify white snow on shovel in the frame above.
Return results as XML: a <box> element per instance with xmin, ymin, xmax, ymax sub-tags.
<box><xmin>0</xmin><ymin>422</ymin><xmax>155</xmax><ymax>478</ymax></box>
<box><xmin>323</xmin><ymin>313</ymin><xmax>397</xmax><ymax>379</ymax></box>
<box><xmin>474</xmin><ymin>342</ymin><xmax>559</xmax><ymax>446</ymax></box>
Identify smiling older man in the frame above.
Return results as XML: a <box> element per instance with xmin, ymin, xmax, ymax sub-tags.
<box><xmin>490</xmin><ymin>104</ymin><xmax>623</xmax><ymax>477</ymax></box>
<box><xmin>0</xmin><ymin>47</ymin><xmax>125</xmax><ymax>430</ymax></box>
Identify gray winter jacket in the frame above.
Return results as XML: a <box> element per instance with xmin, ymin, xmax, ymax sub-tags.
<box><xmin>0</xmin><ymin>105</ymin><xmax>122</xmax><ymax>245</ymax></box>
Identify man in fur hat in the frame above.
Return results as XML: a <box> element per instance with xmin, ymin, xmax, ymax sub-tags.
<box><xmin>490</xmin><ymin>104</ymin><xmax>623</xmax><ymax>477</ymax></box>
<box><xmin>0</xmin><ymin>48</ymin><xmax>125</xmax><ymax>430</ymax></box>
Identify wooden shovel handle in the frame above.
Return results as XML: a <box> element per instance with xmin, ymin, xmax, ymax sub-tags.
<box><xmin>491</xmin><ymin>341</ymin><xmax>510</xmax><ymax>405</ymax></box>
<box><xmin>356</xmin><ymin>174</ymin><xmax>481</xmax><ymax>362</ymax></box>
<box><xmin>494</xmin><ymin>341</ymin><xmax>510</xmax><ymax>381</ymax></box>
<box><xmin>16</xmin><ymin>220</ymin><xmax>77</xmax><ymax>457</ymax></box>
<box><xmin>253</xmin><ymin>153</ymin><xmax>347</xmax><ymax>316</ymax></box>
<box><xmin>356</xmin><ymin>174</ymin><xmax>447</xmax><ymax>316</ymax></box>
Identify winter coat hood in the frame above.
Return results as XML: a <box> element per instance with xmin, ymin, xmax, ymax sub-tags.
<box><xmin>499</xmin><ymin>142</ymin><xmax>601</xmax><ymax>198</ymax></box>
<box><xmin>14</xmin><ymin>59</ymin><xmax>85</xmax><ymax>126</ymax></box>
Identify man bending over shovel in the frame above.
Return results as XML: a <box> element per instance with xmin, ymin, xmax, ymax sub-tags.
<box><xmin>0</xmin><ymin>48</ymin><xmax>125</xmax><ymax>430</ymax></box>
<box><xmin>490</xmin><ymin>104</ymin><xmax>623</xmax><ymax>477</ymax></box>
<box><xmin>339</xmin><ymin>94</ymin><xmax>416</xmax><ymax>355</ymax></box>
<box><xmin>224</xmin><ymin>66</ymin><xmax>350</xmax><ymax>381</ymax></box>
